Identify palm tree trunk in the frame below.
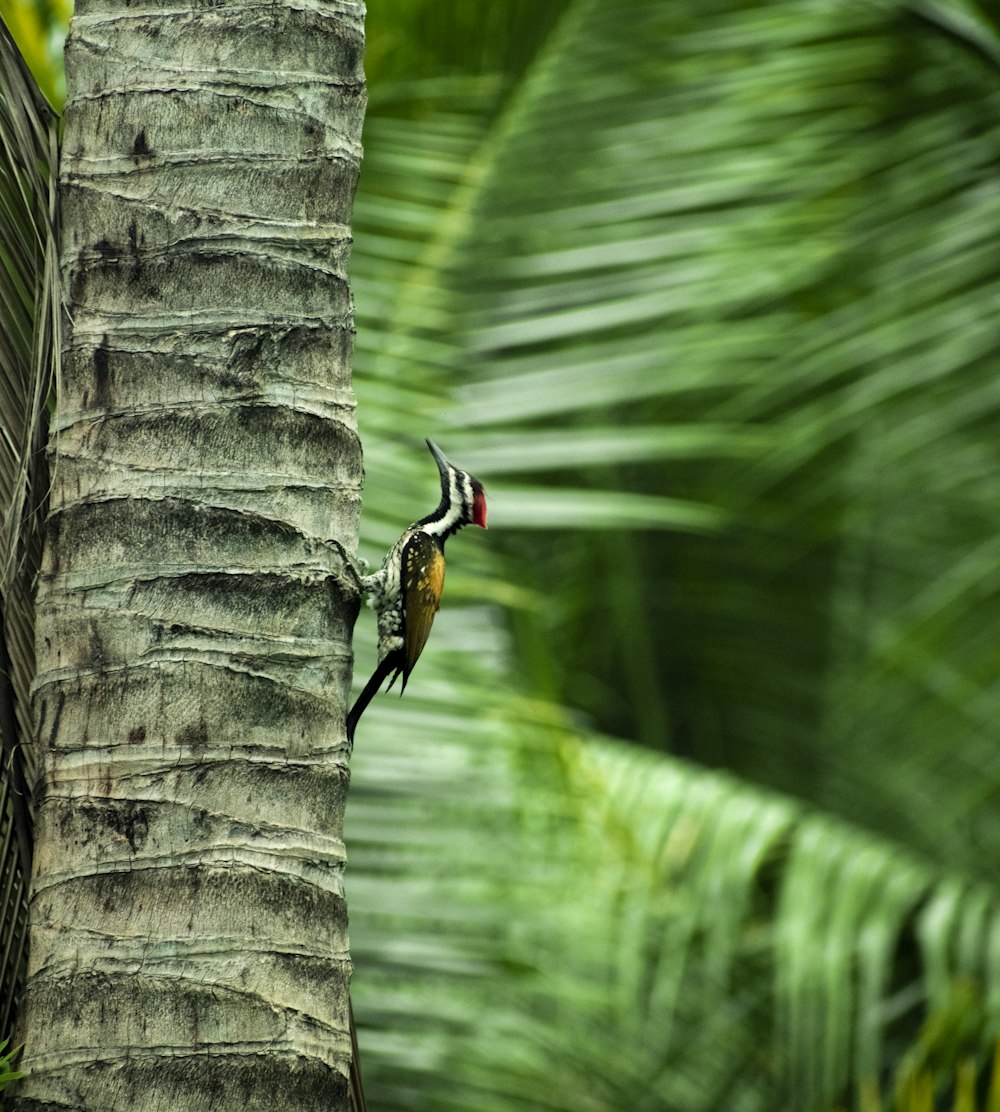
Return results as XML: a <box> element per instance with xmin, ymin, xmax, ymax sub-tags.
<box><xmin>15</xmin><ymin>1</ymin><xmax>366</xmax><ymax>1108</ymax></box>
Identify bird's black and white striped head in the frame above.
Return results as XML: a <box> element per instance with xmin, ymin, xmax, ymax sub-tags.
<box><xmin>419</xmin><ymin>439</ymin><xmax>487</xmax><ymax>538</ymax></box>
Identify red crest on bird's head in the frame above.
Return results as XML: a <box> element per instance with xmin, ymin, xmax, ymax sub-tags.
<box><xmin>472</xmin><ymin>481</ymin><xmax>488</xmax><ymax>529</ymax></box>
<box><xmin>425</xmin><ymin>438</ymin><xmax>488</xmax><ymax>532</ymax></box>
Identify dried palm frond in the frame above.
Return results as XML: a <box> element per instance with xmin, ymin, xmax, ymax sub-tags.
<box><xmin>0</xmin><ymin>15</ymin><xmax>60</xmax><ymax>1035</ymax></box>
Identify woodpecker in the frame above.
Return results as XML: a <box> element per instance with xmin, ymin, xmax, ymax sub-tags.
<box><xmin>347</xmin><ymin>439</ymin><xmax>487</xmax><ymax>744</ymax></box>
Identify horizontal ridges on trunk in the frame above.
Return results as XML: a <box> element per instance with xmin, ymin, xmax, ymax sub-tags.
<box><xmin>19</xmin><ymin>0</ymin><xmax>367</xmax><ymax>1105</ymax></box>
<box><xmin>35</xmin><ymin>498</ymin><xmax>361</xmax><ymax>759</ymax></box>
<box><xmin>56</xmin><ymin>0</ymin><xmax>367</xmax><ymax>543</ymax></box>
<box><xmin>16</xmin><ymin>1043</ymin><xmax>352</xmax><ymax>1112</ymax></box>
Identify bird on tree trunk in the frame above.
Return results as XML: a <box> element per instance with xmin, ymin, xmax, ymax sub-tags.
<box><xmin>347</xmin><ymin>440</ymin><xmax>487</xmax><ymax>745</ymax></box>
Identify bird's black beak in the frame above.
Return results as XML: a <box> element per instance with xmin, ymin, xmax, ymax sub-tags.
<box><xmin>425</xmin><ymin>439</ymin><xmax>450</xmax><ymax>479</ymax></box>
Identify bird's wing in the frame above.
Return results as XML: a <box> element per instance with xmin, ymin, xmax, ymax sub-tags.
<box><xmin>401</xmin><ymin>531</ymin><xmax>445</xmax><ymax>686</ymax></box>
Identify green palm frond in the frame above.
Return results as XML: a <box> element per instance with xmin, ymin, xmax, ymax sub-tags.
<box><xmin>0</xmin><ymin>10</ymin><xmax>60</xmax><ymax>1043</ymax></box>
<box><xmin>906</xmin><ymin>0</ymin><xmax>1000</xmax><ymax>66</ymax></box>
<box><xmin>347</xmin><ymin>0</ymin><xmax>1000</xmax><ymax>1108</ymax></box>
<box><xmin>349</xmin><ymin>636</ymin><xmax>1000</xmax><ymax>1110</ymax></box>
<box><xmin>0</xmin><ymin>12</ymin><xmax>57</xmax><ymax>543</ymax></box>
<box><xmin>356</xmin><ymin>0</ymin><xmax>1000</xmax><ymax>872</ymax></box>
<box><xmin>0</xmin><ymin>9</ymin><xmax>59</xmax><ymax>857</ymax></box>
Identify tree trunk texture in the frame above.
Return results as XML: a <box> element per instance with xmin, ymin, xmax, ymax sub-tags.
<box><xmin>15</xmin><ymin>0</ymin><xmax>366</xmax><ymax>1108</ymax></box>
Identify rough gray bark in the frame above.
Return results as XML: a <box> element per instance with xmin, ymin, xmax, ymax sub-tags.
<box><xmin>15</xmin><ymin>0</ymin><xmax>366</xmax><ymax>1108</ymax></box>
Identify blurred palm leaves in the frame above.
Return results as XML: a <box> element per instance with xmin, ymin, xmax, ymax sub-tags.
<box><xmin>4</xmin><ymin>0</ymin><xmax>1000</xmax><ymax>1108</ymax></box>
<box><xmin>0</xmin><ymin>0</ymin><xmax>66</xmax><ymax>107</ymax></box>
<box><xmin>348</xmin><ymin>0</ymin><xmax>1000</xmax><ymax>1107</ymax></box>
<box><xmin>434</xmin><ymin>0</ymin><xmax>1000</xmax><ymax>870</ymax></box>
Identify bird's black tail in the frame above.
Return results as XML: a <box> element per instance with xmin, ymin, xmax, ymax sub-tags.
<box><xmin>346</xmin><ymin>654</ymin><xmax>399</xmax><ymax>745</ymax></box>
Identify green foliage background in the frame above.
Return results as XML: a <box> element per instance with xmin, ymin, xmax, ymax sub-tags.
<box><xmin>5</xmin><ymin>0</ymin><xmax>1000</xmax><ymax>1108</ymax></box>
